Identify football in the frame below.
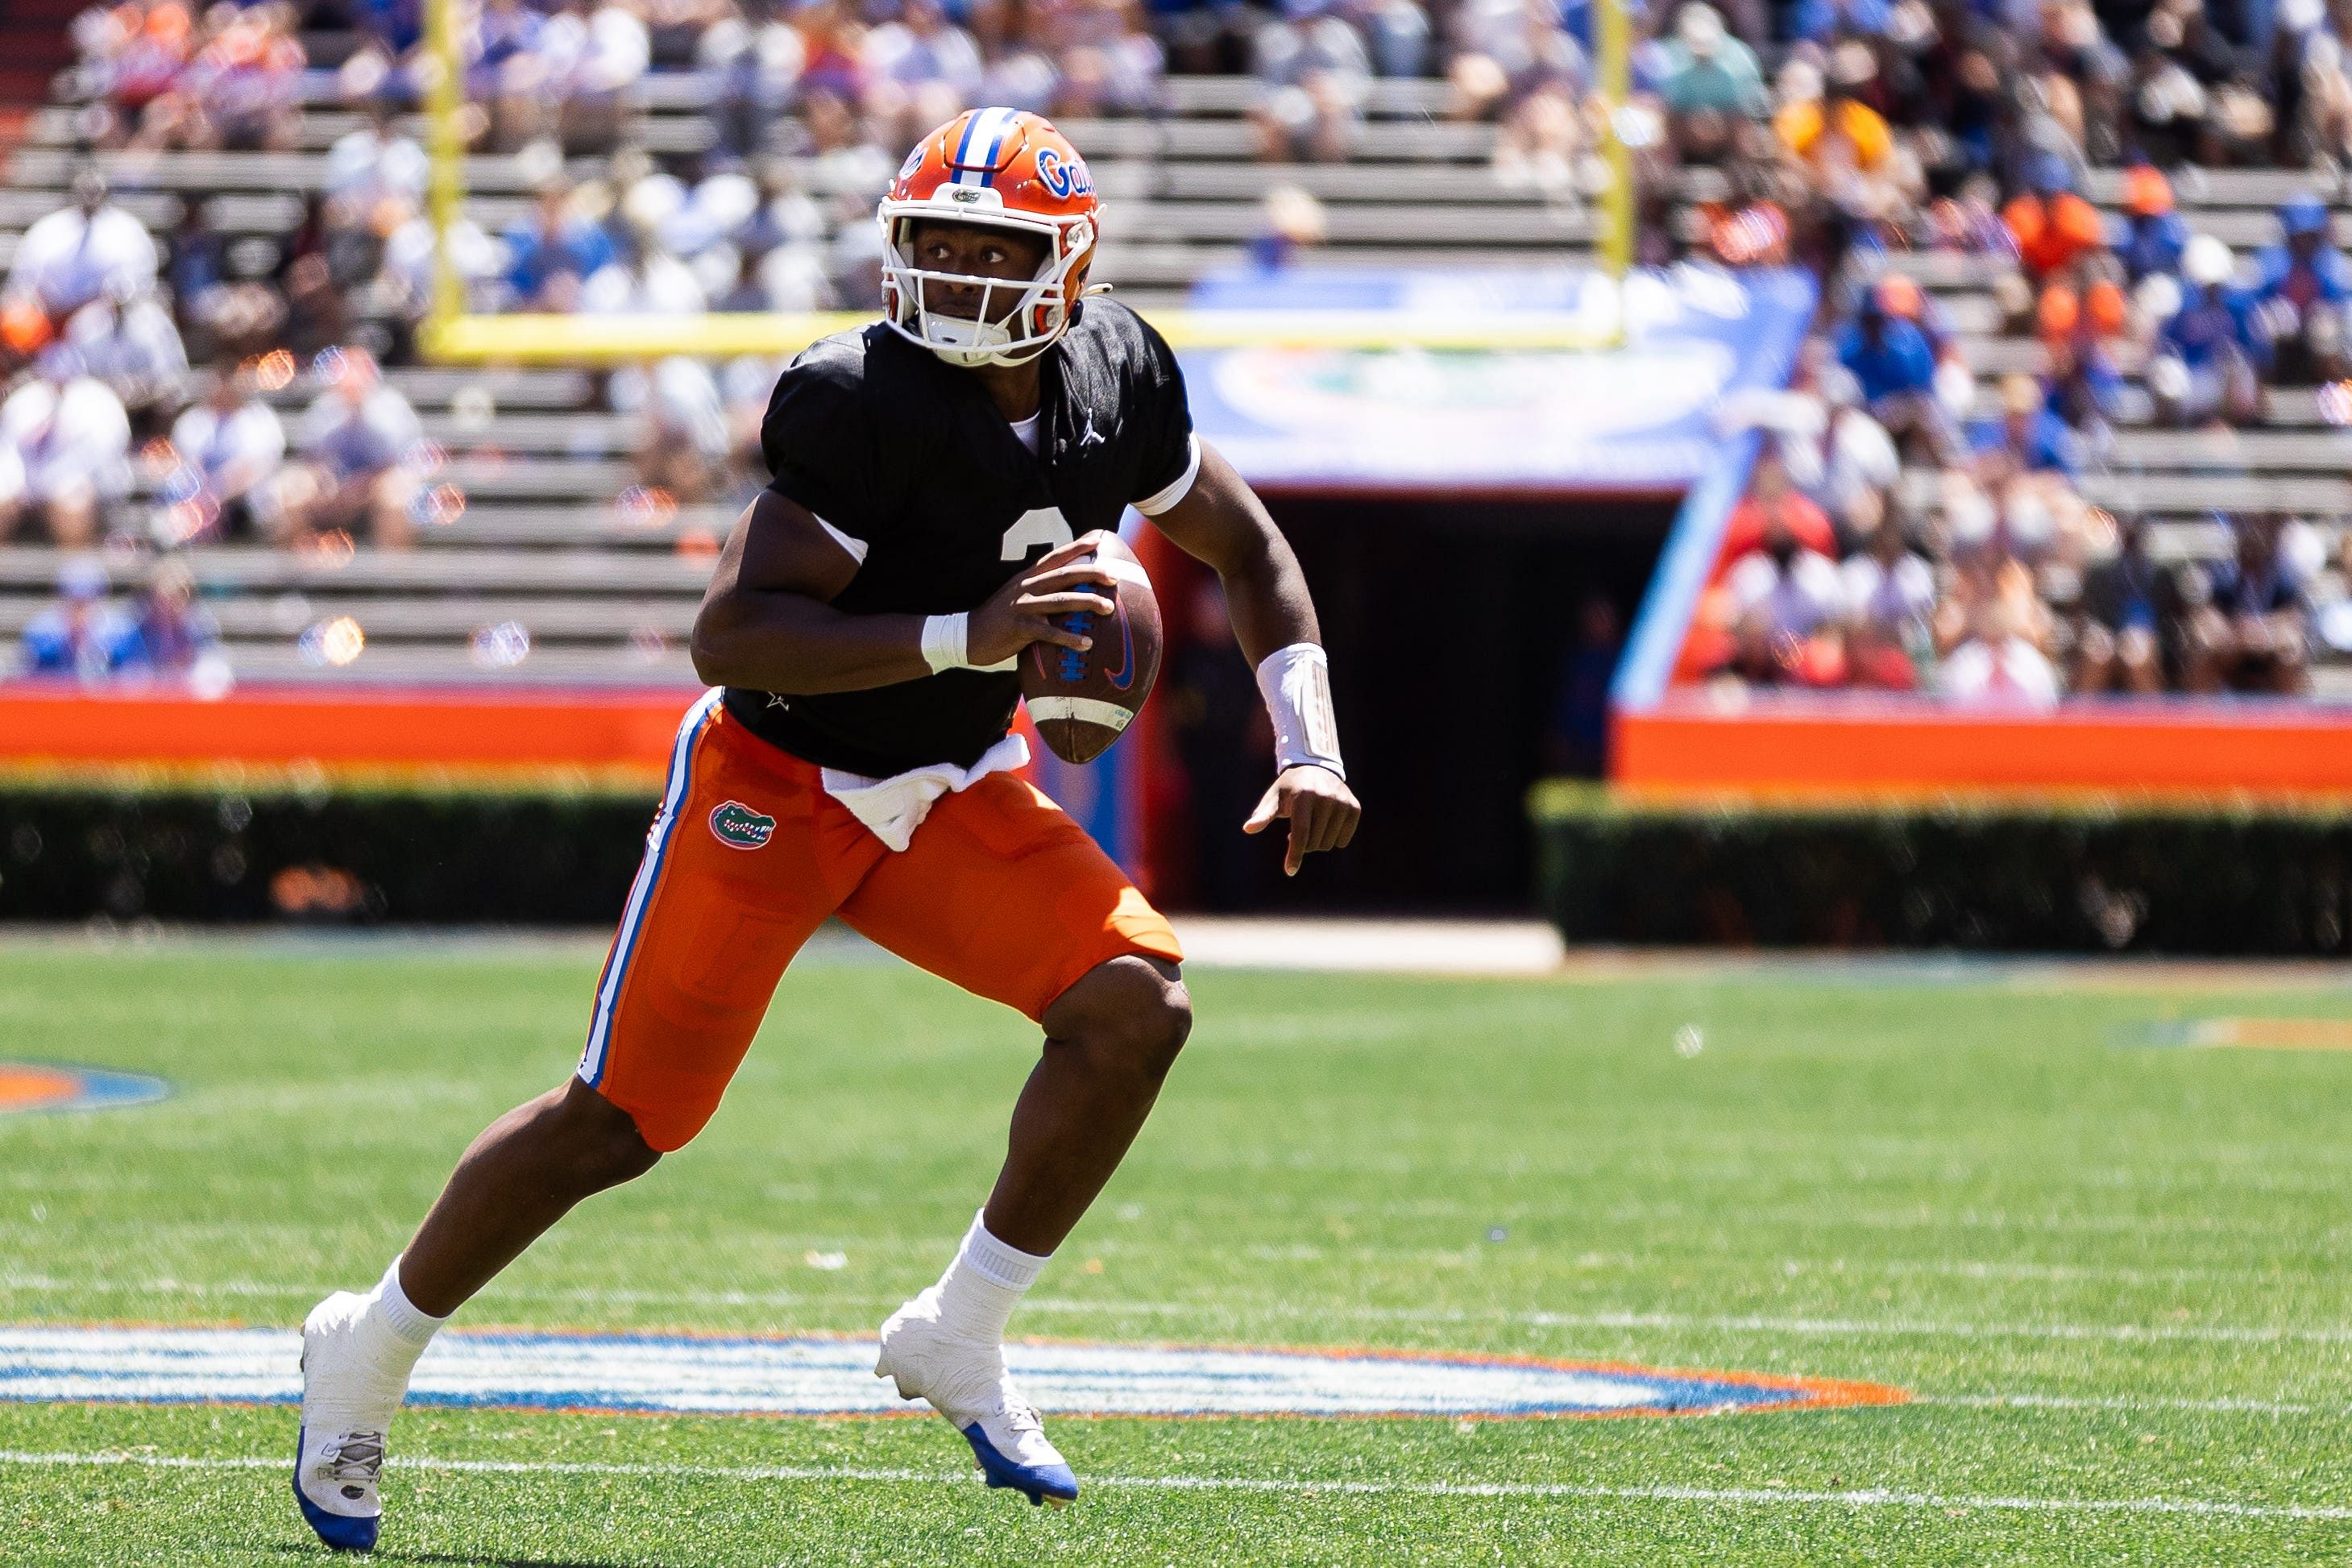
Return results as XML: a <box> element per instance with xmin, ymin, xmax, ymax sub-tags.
<box><xmin>1021</xmin><ymin>532</ymin><xmax>1163</xmax><ymax>765</ymax></box>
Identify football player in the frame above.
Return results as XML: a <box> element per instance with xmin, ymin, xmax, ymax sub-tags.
<box><xmin>293</xmin><ymin>106</ymin><xmax>1359</xmax><ymax>1548</ymax></box>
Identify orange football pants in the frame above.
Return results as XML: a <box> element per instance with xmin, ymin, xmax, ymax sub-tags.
<box><xmin>576</xmin><ymin>691</ymin><xmax>1183</xmax><ymax>1151</ymax></box>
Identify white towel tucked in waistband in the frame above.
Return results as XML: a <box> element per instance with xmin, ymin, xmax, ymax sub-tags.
<box><xmin>819</xmin><ymin>732</ymin><xmax>1031</xmax><ymax>852</ymax></box>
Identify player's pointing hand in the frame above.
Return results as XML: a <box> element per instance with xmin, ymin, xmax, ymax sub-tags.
<box><xmin>969</xmin><ymin>535</ymin><xmax>1119</xmax><ymax>666</ymax></box>
<box><xmin>1243</xmin><ymin>765</ymin><xmax>1361</xmax><ymax>877</ymax></box>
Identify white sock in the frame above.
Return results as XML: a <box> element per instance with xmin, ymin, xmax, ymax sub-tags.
<box><xmin>374</xmin><ymin>1257</ymin><xmax>448</xmax><ymax>1350</ymax></box>
<box><xmin>931</xmin><ymin>1210</ymin><xmax>1048</xmax><ymax>1346</ymax></box>
<box><xmin>305</xmin><ymin>1256</ymin><xmax>447</xmax><ymax>1431</ymax></box>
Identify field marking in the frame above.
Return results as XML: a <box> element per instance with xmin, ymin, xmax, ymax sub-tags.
<box><xmin>11</xmin><ymin>1271</ymin><xmax>2352</xmax><ymax>1351</ymax></box>
<box><xmin>1021</xmin><ymin>1299</ymin><xmax>2352</xmax><ymax>1348</ymax></box>
<box><xmin>0</xmin><ymin>1325</ymin><xmax>1901</xmax><ymax>1419</ymax></box>
<box><xmin>2</xmin><ymin>1448</ymin><xmax>2350</xmax><ymax>1524</ymax></box>
<box><xmin>1919</xmin><ymin>1393</ymin><xmax>2349</xmax><ymax>1417</ymax></box>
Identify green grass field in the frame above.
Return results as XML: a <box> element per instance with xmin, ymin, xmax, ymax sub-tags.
<box><xmin>5</xmin><ymin>937</ymin><xmax>2352</xmax><ymax>1564</ymax></box>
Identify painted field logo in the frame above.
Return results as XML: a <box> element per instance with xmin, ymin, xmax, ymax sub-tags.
<box><xmin>709</xmin><ymin>801</ymin><xmax>776</xmax><ymax>851</ymax></box>
<box><xmin>2130</xmin><ymin>1018</ymin><xmax>2352</xmax><ymax>1052</ymax></box>
<box><xmin>0</xmin><ymin>1325</ymin><xmax>1907</xmax><ymax>1420</ymax></box>
<box><xmin>0</xmin><ymin>1064</ymin><xmax>168</xmax><ymax>1116</ymax></box>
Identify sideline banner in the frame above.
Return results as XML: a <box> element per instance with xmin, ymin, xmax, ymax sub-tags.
<box><xmin>1180</xmin><ymin>265</ymin><xmax>1817</xmax><ymax>492</ymax></box>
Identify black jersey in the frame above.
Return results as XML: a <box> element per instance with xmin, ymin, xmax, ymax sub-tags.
<box><xmin>724</xmin><ymin>300</ymin><xmax>1197</xmax><ymax>777</ymax></box>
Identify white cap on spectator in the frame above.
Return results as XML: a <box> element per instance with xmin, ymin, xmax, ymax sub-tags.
<box><xmin>1678</xmin><ymin>3</ymin><xmax>1725</xmax><ymax>54</ymax></box>
<box><xmin>2183</xmin><ymin>234</ymin><xmax>2234</xmax><ymax>286</ymax></box>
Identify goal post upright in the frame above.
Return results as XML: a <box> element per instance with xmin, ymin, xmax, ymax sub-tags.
<box><xmin>415</xmin><ymin>0</ymin><xmax>1625</xmax><ymax>363</ymax></box>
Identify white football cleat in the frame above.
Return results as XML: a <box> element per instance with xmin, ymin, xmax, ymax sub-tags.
<box><xmin>875</xmin><ymin>1287</ymin><xmax>1078</xmax><ymax>1507</ymax></box>
<box><xmin>292</xmin><ymin>1291</ymin><xmax>404</xmax><ymax>1552</ymax></box>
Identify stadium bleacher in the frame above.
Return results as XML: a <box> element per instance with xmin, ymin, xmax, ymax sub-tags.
<box><xmin>0</xmin><ymin>44</ymin><xmax>1596</xmax><ymax>687</ymax></box>
<box><xmin>3</xmin><ymin>4</ymin><xmax>2349</xmax><ymax>698</ymax></box>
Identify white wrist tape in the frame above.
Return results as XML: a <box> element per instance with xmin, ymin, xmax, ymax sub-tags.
<box><xmin>920</xmin><ymin>612</ymin><xmax>972</xmax><ymax>674</ymax></box>
<box><xmin>921</xmin><ymin>612</ymin><xmax>1016</xmax><ymax>674</ymax></box>
<box><xmin>1255</xmin><ymin>642</ymin><xmax>1344</xmax><ymax>778</ymax></box>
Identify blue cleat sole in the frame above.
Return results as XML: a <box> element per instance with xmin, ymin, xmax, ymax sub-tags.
<box><xmin>292</xmin><ymin>1425</ymin><xmax>380</xmax><ymax>1553</ymax></box>
<box><xmin>960</xmin><ymin>1422</ymin><xmax>1078</xmax><ymax>1508</ymax></box>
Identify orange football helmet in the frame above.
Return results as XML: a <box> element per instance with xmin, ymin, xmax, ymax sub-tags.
<box><xmin>877</xmin><ymin>107</ymin><xmax>1101</xmax><ymax>368</ymax></box>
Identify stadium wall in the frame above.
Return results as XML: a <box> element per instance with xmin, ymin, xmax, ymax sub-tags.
<box><xmin>1531</xmin><ymin>784</ymin><xmax>2352</xmax><ymax>956</ymax></box>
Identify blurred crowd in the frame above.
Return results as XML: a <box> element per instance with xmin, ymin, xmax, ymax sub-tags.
<box><xmin>15</xmin><ymin>0</ymin><xmax>2352</xmax><ymax>699</ymax></box>
<box><xmin>1642</xmin><ymin>0</ymin><xmax>2352</xmax><ymax>701</ymax></box>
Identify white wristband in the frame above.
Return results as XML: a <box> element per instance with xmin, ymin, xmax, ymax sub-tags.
<box><xmin>1255</xmin><ymin>642</ymin><xmax>1344</xmax><ymax>778</ymax></box>
<box><xmin>922</xmin><ymin>612</ymin><xmax>1017</xmax><ymax>674</ymax></box>
<box><xmin>921</xmin><ymin>612</ymin><xmax>973</xmax><ymax>674</ymax></box>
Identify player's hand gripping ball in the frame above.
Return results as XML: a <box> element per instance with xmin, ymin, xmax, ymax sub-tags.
<box><xmin>1018</xmin><ymin>532</ymin><xmax>1162</xmax><ymax>764</ymax></box>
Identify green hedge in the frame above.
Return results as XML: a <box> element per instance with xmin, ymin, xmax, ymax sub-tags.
<box><xmin>0</xmin><ymin>780</ymin><xmax>657</xmax><ymax>924</ymax></box>
<box><xmin>1531</xmin><ymin>784</ymin><xmax>2352</xmax><ymax>956</ymax></box>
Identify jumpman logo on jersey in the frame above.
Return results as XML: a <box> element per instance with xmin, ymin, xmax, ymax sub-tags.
<box><xmin>1076</xmin><ymin>415</ymin><xmax>1103</xmax><ymax>449</ymax></box>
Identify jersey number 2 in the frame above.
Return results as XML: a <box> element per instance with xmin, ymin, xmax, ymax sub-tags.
<box><xmin>1000</xmin><ymin>507</ymin><xmax>1074</xmax><ymax>561</ymax></box>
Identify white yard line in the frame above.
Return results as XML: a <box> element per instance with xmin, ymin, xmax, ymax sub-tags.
<box><xmin>1919</xmin><ymin>1393</ymin><xmax>2348</xmax><ymax>1417</ymax></box>
<box><xmin>10</xmin><ymin>1271</ymin><xmax>2352</xmax><ymax>1347</ymax></box>
<box><xmin>2</xmin><ymin>1448</ymin><xmax>2348</xmax><ymax>1524</ymax></box>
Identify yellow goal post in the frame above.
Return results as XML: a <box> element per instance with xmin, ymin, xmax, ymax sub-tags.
<box><xmin>413</xmin><ymin>0</ymin><xmax>1635</xmax><ymax>365</ymax></box>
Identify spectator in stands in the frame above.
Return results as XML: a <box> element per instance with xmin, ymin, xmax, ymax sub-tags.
<box><xmin>503</xmin><ymin>175</ymin><xmax>622</xmax><ymax>312</ymax></box>
<box><xmin>583</xmin><ymin>227</ymin><xmax>708</xmax><ymax>315</ymax></box>
<box><xmin>1718</xmin><ymin>447</ymin><xmax>1836</xmax><ymax>565</ymax></box>
<box><xmin>63</xmin><ymin>294</ymin><xmax>189</xmax><ymax>434</ymax></box>
<box><xmin>2250</xmin><ymin>192</ymin><xmax>2352</xmax><ymax>385</ymax></box>
<box><xmin>863</xmin><ymin>0</ymin><xmax>985</xmax><ymax>150</ymax></box>
<box><xmin>1656</xmin><ymin>3</ymin><xmax>1769</xmax><ymax>164</ymax></box>
<box><xmin>180</xmin><ymin>0</ymin><xmax>306</xmax><ymax>151</ymax></box>
<box><xmin>1774</xmin><ymin>368</ymin><xmax>1899</xmax><ymax>536</ymax></box>
<box><xmin>1841</xmin><ymin>511</ymin><xmax>1936</xmax><ymax>657</ymax></box>
<box><xmin>1836</xmin><ymin>283</ymin><xmax>1956</xmax><ymax>462</ymax></box>
<box><xmin>1939</xmin><ymin>600</ymin><xmax>2062</xmax><ymax>706</ymax></box>
<box><xmin>2073</xmin><ymin>511</ymin><xmax>2174</xmax><ymax>694</ymax></box>
<box><xmin>73</xmin><ymin>0</ymin><xmax>197</xmax><ymax>147</ymax></box>
<box><xmin>472</xmin><ymin>0</ymin><xmax>558</xmax><ymax>149</ymax></box>
<box><xmin>794</xmin><ymin>88</ymin><xmax>896</xmax><ymax>197</ymax></box>
<box><xmin>164</xmin><ymin>195</ymin><xmax>288</xmax><ymax>366</ymax></box>
<box><xmin>1720</xmin><ymin>506</ymin><xmax>1846</xmax><ymax>686</ymax></box>
<box><xmin>1250</xmin><ymin>184</ymin><xmax>1331</xmax><ymax>269</ymax></box>
<box><xmin>0</xmin><ymin>347</ymin><xmax>134</xmax><ymax>547</ymax></box>
<box><xmin>1253</xmin><ymin>0</ymin><xmax>1373</xmax><ymax>162</ymax></box>
<box><xmin>2150</xmin><ymin>234</ymin><xmax>2264</xmax><ymax>426</ymax></box>
<box><xmin>2184</xmin><ymin>509</ymin><xmax>2314</xmax><ymax>692</ymax></box>
<box><xmin>280</xmin><ymin>346</ymin><xmax>423</xmax><ymax>548</ymax></box>
<box><xmin>2003</xmin><ymin>153</ymin><xmax>2103</xmax><ymax>281</ymax></box>
<box><xmin>2124</xmin><ymin>6</ymin><xmax>2220</xmax><ymax>167</ymax></box>
<box><xmin>16</xmin><ymin>557</ymin><xmax>131</xmax><ymax>682</ymax></box>
<box><xmin>112</xmin><ymin>555</ymin><xmax>223</xmax><ymax>676</ymax></box>
<box><xmin>967</xmin><ymin>0</ymin><xmax>1059</xmax><ymax>113</ymax></box>
<box><xmin>701</xmin><ymin>0</ymin><xmax>803</xmax><ymax>160</ymax></box>
<box><xmin>1970</xmin><ymin>371</ymin><xmax>2082</xmax><ymax>477</ymax></box>
<box><xmin>1774</xmin><ymin>48</ymin><xmax>1894</xmax><ymax>179</ymax></box>
<box><xmin>546</xmin><ymin>0</ymin><xmax>653</xmax><ymax>152</ymax></box>
<box><xmin>1923</xmin><ymin>174</ymin><xmax>2015</xmax><ymax>257</ymax></box>
<box><xmin>4</xmin><ymin>171</ymin><xmax>160</xmax><ymax>333</ymax></box>
<box><xmin>168</xmin><ymin>359</ymin><xmax>288</xmax><ymax>542</ymax></box>
<box><xmin>2041</xmin><ymin>327</ymin><xmax>2126</xmax><ymax>459</ymax></box>
<box><xmin>1045</xmin><ymin>0</ymin><xmax>1168</xmax><ymax>118</ymax></box>
<box><xmin>2114</xmin><ymin>164</ymin><xmax>2188</xmax><ymax>284</ymax></box>
<box><xmin>1449</xmin><ymin>0</ymin><xmax>1584</xmax><ymax>128</ymax></box>
<box><xmin>2000</xmin><ymin>152</ymin><xmax>2128</xmax><ymax>347</ymax></box>
<box><xmin>326</xmin><ymin>96</ymin><xmax>430</xmax><ymax>212</ymax></box>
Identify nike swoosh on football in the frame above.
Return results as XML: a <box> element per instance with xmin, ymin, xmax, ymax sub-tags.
<box><xmin>1101</xmin><ymin>608</ymin><xmax>1135</xmax><ymax>690</ymax></box>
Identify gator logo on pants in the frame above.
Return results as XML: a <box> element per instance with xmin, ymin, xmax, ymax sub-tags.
<box><xmin>709</xmin><ymin>801</ymin><xmax>776</xmax><ymax>850</ymax></box>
